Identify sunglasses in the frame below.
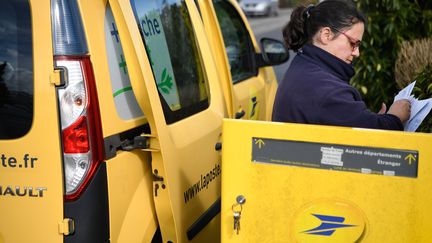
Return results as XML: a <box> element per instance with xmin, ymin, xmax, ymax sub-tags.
<box><xmin>331</xmin><ymin>27</ymin><xmax>361</xmax><ymax>51</ymax></box>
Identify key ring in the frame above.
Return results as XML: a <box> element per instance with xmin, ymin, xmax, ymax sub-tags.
<box><xmin>232</xmin><ymin>203</ymin><xmax>242</xmax><ymax>213</ymax></box>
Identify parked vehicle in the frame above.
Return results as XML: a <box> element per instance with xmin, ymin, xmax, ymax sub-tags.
<box><xmin>240</xmin><ymin>0</ymin><xmax>279</xmax><ymax>17</ymax></box>
<box><xmin>0</xmin><ymin>0</ymin><xmax>287</xmax><ymax>242</ymax></box>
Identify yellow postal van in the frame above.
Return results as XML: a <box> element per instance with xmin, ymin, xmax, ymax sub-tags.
<box><xmin>0</xmin><ymin>0</ymin><xmax>287</xmax><ymax>242</ymax></box>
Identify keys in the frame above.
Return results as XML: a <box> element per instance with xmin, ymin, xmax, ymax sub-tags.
<box><xmin>233</xmin><ymin>210</ymin><xmax>241</xmax><ymax>234</ymax></box>
<box><xmin>232</xmin><ymin>195</ymin><xmax>246</xmax><ymax>235</ymax></box>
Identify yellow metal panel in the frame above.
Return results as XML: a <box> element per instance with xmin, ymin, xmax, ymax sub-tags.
<box><xmin>221</xmin><ymin>119</ymin><xmax>432</xmax><ymax>243</ymax></box>
<box><xmin>147</xmin><ymin>1</ymin><xmax>224</xmax><ymax>241</ymax></box>
<box><xmin>263</xmin><ymin>68</ymin><xmax>277</xmax><ymax>121</ymax></box>
<box><xmin>232</xmin><ymin>77</ymin><xmax>265</xmax><ymax>120</ymax></box>
<box><xmin>106</xmin><ymin>151</ymin><xmax>158</xmax><ymax>243</ymax></box>
<box><xmin>108</xmin><ymin>0</ymin><xmax>225</xmax><ymax>241</ymax></box>
<box><xmin>0</xmin><ymin>1</ymin><xmax>64</xmax><ymax>242</ymax></box>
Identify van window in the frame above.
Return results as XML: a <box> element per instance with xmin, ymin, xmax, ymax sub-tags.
<box><xmin>0</xmin><ymin>1</ymin><xmax>33</xmax><ymax>139</ymax></box>
<box><xmin>213</xmin><ymin>0</ymin><xmax>257</xmax><ymax>84</ymax></box>
<box><xmin>105</xmin><ymin>5</ymin><xmax>144</xmax><ymax>120</ymax></box>
<box><xmin>130</xmin><ymin>0</ymin><xmax>209</xmax><ymax>124</ymax></box>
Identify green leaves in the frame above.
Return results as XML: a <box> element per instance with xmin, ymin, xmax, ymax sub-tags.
<box><xmin>352</xmin><ymin>0</ymin><xmax>432</xmax><ymax>111</ymax></box>
<box><xmin>427</xmin><ymin>83</ymin><xmax>432</xmax><ymax>94</ymax></box>
<box><xmin>158</xmin><ymin>68</ymin><xmax>173</xmax><ymax>94</ymax></box>
<box><xmin>413</xmin><ymin>65</ymin><xmax>432</xmax><ymax>132</ymax></box>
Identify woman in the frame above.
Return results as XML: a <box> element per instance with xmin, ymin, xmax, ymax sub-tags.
<box><xmin>272</xmin><ymin>0</ymin><xmax>410</xmax><ymax>130</ymax></box>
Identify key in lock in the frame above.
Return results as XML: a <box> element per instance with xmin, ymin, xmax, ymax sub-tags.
<box><xmin>232</xmin><ymin>195</ymin><xmax>246</xmax><ymax>235</ymax></box>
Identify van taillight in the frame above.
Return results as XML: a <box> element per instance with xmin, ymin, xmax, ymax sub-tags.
<box><xmin>62</xmin><ymin>116</ymin><xmax>89</xmax><ymax>153</ymax></box>
<box><xmin>52</xmin><ymin>0</ymin><xmax>103</xmax><ymax>200</ymax></box>
<box><xmin>56</xmin><ymin>56</ymin><xmax>103</xmax><ymax>201</ymax></box>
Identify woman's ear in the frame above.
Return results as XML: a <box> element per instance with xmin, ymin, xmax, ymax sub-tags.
<box><xmin>317</xmin><ymin>27</ymin><xmax>333</xmax><ymax>45</ymax></box>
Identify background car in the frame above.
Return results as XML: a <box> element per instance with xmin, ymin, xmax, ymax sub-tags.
<box><xmin>240</xmin><ymin>0</ymin><xmax>279</xmax><ymax>17</ymax></box>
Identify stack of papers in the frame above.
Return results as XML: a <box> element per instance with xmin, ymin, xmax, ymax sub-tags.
<box><xmin>394</xmin><ymin>81</ymin><xmax>432</xmax><ymax>132</ymax></box>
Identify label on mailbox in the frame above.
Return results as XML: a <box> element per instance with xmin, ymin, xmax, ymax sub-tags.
<box><xmin>252</xmin><ymin>137</ymin><xmax>418</xmax><ymax>178</ymax></box>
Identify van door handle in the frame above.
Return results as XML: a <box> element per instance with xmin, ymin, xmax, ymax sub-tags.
<box><xmin>215</xmin><ymin>142</ymin><xmax>222</xmax><ymax>151</ymax></box>
<box><xmin>235</xmin><ymin>109</ymin><xmax>245</xmax><ymax>119</ymax></box>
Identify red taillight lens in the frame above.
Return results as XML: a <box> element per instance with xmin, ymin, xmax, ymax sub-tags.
<box><xmin>62</xmin><ymin>116</ymin><xmax>90</xmax><ymax>153</ymax></box>
<box><xmin>56</xmin><ymin>56</ymin><xmax>104</xmax><ymax>201</ymax></box>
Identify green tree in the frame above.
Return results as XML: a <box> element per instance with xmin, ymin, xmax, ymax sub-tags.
<box><xmin>413</xmin><ymin>65</ymin><xmax>432</xmax><ymax>132</ymax></box>
<box><xmin>352</xmin><ymin>0</ymin><xmax>432</xmax><ymax>112</ymax></box>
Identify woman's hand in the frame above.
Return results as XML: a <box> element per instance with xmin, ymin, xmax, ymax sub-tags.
<box><xmin>378</xmin><ymin>103</ymin><xmax>387</xmax><ymax>114</ymax></box>
<box><xmin>388</xmin><ymin>99</ymin><xmax>411</xmax><ymax>123</ymax></box>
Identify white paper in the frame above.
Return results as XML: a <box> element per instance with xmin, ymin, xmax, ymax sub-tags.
<box><xmin>394</xmin><ymin>81</ymin><xmax>416</xmax><ymax>101</ymax></box>
<box><xmin>405</xmin><ymin>98</ymin><xmax>432</xmax><ymax>132</ymax></box>
<box><xmin>393</xmin><ymin>81</ymin><xmax>432</xmax><ymax>132</ymax></box>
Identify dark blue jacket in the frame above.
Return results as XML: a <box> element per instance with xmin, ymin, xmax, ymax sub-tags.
<box><xmin>272</xmin><ymin>44</ymin><xmax>403</xmax><ymax>130</ymax></box>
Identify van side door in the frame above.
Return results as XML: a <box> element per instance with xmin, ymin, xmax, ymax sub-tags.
<box><xmin>109</xmin><ymin>0</ymin><xmax>225</xmax><ymax>242</ymax></box>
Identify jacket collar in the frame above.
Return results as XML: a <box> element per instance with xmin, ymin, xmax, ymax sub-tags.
<box><xmin>299</xmin><ymin>44</ymin><xmax>355</xmax><ymax>83</ymax></box>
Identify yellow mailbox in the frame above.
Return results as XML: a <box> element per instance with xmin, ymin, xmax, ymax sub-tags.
<box><xmin>221</xmin><ymin>119</ymin><xmax>432</xmax><ymax>243</ymax></box>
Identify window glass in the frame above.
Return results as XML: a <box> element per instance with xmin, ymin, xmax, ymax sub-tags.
<box><xmin>130</xmin><ymin>0</ymin><xmax>209</xmax><ymax>124</ymax></box>
<box><xmin>105</xmin><ymin>5</ymin><xmax>144</xmax><ymax>120</ymax></box>
<box><xmin>0</xmin><ymin>0</ymin><xmax>33</xmax><ymax>139</ymax></box>
<box><xmin>213</xmin><ymin>0</ymin><xmax>257</xmax><ymax>83</ymax></box>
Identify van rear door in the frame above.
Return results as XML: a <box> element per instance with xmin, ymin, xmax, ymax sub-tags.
<box><xmin>109</xmin><ymin>0</ymin><xmax>224</xmax><ymax>242</ymax></box>
<box><xmin>0</xmin><ymin>0</ymin><xmax>64</xmax><ymax>242</ymax></box>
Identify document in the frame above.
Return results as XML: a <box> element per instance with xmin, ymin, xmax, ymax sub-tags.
<box><xmin>394</xmin><ymin>81</ymin><xmax>432</xmax><ymax>132</ymax></box>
